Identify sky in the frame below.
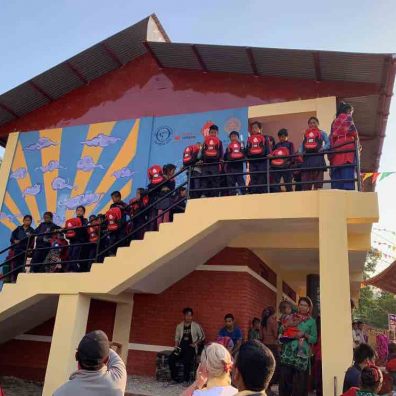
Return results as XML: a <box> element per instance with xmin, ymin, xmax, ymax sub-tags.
<box><xmin>0</xmin><ymin>0</ymin><xmax>395</xmax><ymax>271</ymax></box>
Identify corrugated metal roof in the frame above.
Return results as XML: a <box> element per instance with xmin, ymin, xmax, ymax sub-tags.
<box><xmin>0</xmin><ymin>14</ymin><xmax>168</xmax><ymax>129</ymax></box>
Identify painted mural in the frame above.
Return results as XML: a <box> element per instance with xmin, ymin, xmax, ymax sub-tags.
<box><xmin>0</xmin><ymin>107</ymin><xmax>247</xmax><ymax>257</ymax></box>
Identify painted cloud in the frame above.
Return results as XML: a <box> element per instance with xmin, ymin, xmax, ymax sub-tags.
<box><xmin>25</xmin><ymin>137</ymin><xmax>57</xmax><ymax>151</ymax></box>
<box><xmin>76</xmin><ymin>156</ymin><xmax>104</xmax><ymax>172</ymax></box>
<box><xmin>112</xmin><ymin>167</ymin><xmax>136</xmax><ymax>179</ymax></box>
<box><xmin>10</xmin><ymin>167</ymin><xmax>27</xmax><ymax>180</ymax></box>
<box><xmin>59</xmin><ymin>192</ymin><xmax>103</xmax><ymax>210</ymax></box>
<box><xmin>51</xmin><ymin>177</ymin><xmax>74</xmax><ymax>191</ymax></box>
<box><xmin>22</xmin><ymin>184</ymin><xmax>41</xmax><ymax>197</ymax></box>
<box><xmin>81</xmin><ymin>134</ymin><xmax>121</xmax><ymax>148</ymax></box>
<box><xmin>36</xmin><ymin>160</ymin><xmax>65</xmax><ymax>173</ymax></box>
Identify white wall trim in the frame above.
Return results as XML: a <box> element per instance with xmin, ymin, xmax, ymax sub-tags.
<box><xmin>14</xmin><ymin>334</ymin><xmax>52</xmax><ymax>342</ymax></box>
<box><xmin>128</xmin><ymin>343</ymin><xmax>173</xmax><ymax>352</ymax></box>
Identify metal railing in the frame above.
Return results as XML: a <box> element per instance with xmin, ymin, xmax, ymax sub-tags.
<box><xmin>0</xmin><ymin>141</ymin><xmax>360</xmax><ymax>283</ymax></box>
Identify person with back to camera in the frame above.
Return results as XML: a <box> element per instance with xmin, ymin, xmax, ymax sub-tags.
<box><xmin>232</xmin><ymin>340</ymin><xmax>276</xmax><ymax>395</ymax></box>
<box><xmin>182</xmin><ymin>342</ymin><xmax>238</xmax><ymax>396</ymax></box>
<box><xmin>342</xmin><ymin>365</ymin><xmax>383</xmax><ymax>396</ymax></box>
<box><xmin>343</xmin><ymin>343</ymin><xmax>376</xmax><ymax>392</ymax></box>
<box><xmin>53</xmin><ymin>330</ymin><xmax>126</xmax><ymax>396</ymax></box>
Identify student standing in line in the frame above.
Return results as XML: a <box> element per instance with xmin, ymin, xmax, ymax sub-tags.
<box><xmin>183</xmin><ymin>142</ymin><xmax>202</xmax><ymax>198</ymax></box>
<box><xmin>201</xmin><ymin>125</ymin><xmax>223</xmax><ymax>197</ymax></box>
<box><xmin>67</xmin><ymin>205</ymin><xmax>88</xmax><ymax>272</ymax></box>
<box><xmin>224</xmin><ymin>131</ymin><xmax>246</xmax><ymax>195</ymax></box>
<box><xmin>246</xmin><ymin>121</ymin><xmax>272</xmax><ymax>194</ymax></box>
<box><xmin>30</xmin><ymin>212</ymin><xmax>60</xmax><ymax>273</ymax></box>
<box><xmin>299</xmin><ymin>116</ymin><xmax>330</xmax><ymax>190</ymax></box>
<box><xmin>9</xmin><ymin>214</ymin><xmax>34</xmax><ymax>281</ymax></box>
<box><xmin>270</xmin><ymin>129</ymin><xmax>295</xmax><ymax>192</ymax></box>
<box><xmin>106</xmin><ymin>191</ymin><xmax>128</xmax><ymax>255</ymax></box>
<box><xmin>329</xmin><ymin>102</ymin><xmax>359</xmax><ymax>190</ymax></box>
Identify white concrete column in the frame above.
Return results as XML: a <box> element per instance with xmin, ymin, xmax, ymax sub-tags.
<box><xmin>112</xmin><ymin>297</ymin><xmax>134</xmax><ymax>362</ymax></box>
<box><xmin>319</xmin><ymin>191</ymin><xmax>353</xmax><ymax>396</ymax></box>
<box><xmin>42</xmin><ymin>294</ymin><xmax>90</xmax><ymax>396</ymax></box>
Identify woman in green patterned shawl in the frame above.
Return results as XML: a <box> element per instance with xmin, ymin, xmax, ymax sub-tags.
<box><xmin>279</xmin><ymin>296</ymin><xmax>317</xmax><ymax>396</ymax></box>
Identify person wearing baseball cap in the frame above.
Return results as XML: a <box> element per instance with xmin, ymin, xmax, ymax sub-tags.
<box><xmin>53</xmin><ymin>330</ymin><xmax>126</xmax><ymax>396</ymax></box>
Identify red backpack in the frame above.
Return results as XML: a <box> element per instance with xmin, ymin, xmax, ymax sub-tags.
<box><xmin>271</xmin><ymin>146</ymin><xmax>290</xmax><ymax>167</ymax></box>
<box><xmin>106</xmin><ymin>207</ymin><xmax>122</xmax><ymax>232</ymax></box>
<box><xmin>203</xmin><ymin>136</ymin><xmax>221</xmax><ymax>160</ymax></box>
<box><xmin>303</xmin><ymin>128</ymin><xmax>323</xmax><ymax>152</ymax></box>
<box><xmin>87</xmin><ymin>220</ymin><xmax>100</xmax><ymax>243</ymax></box>
<box><xmin>148</xmin><ymin>165</ymin><xmax>165</xmax><ymax>185</ymax></box>
<box><xmin>183</xmin><ymin>144</ymin><xmax>200</xmax><ymax>166</ymax></box>
<box><xmin>227</xmin><ymin>141</ymin><xmax>244</xmax><ymax>160</ymax></box>
<box><xmin>247</xmin><ymin>134</ymin><xmax>266</xmax><ymax>157</ymax></box>
<box><xmin>65</xmin><ymin>217</ymin><xmax>82</xmax><ymax>239</ymax></box>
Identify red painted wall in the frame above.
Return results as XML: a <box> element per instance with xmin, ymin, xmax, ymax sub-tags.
<box><xmin>0</xmin><ymin>54</ymin><xmax>379</xmax><ymax>139</ymax></box>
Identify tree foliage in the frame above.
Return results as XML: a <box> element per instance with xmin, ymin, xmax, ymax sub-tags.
<box><xmin>356</xmin><ymin>248</ymin><xmax>396</xmax><ymax>329</ymax></box>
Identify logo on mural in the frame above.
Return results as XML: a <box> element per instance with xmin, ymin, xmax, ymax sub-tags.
<box><xmin>77</xmin><ymin>156</ymin><xmax>104</xmax><ymax>172</ymax></box>
<box><xmin>81</xmin><ymin>134</ymin><xmax>121</xmax><ymax>147</ymax></box>
<box><xmin>224</xmin><ymin>117</ymin><xmax>242</xmax><ymax>134</ymax></box>
<box><xmin>51</xmin><ymin>177</ymin><xmax>75</xmax><ymax>191</ymax></box>
<box><xmin>36</xmin><ymin>160</ymin><xmax>65</xmax><ymax>173</ymax></box>
<box><xmin>173</xmin><ymin>132</ymin><xmax>197</xmax><ymax>142</ymax></box>
<box><xmin>10</xmin><ymin>167</ymin><xmax>27</xmax><ymax>180</ymax></box>
<box><xmin>201</xmin><ymin>121</ymin><xmax>216</xmax><ymax>137</ymax></box>
<box><xmin>59</xmin><ymin>192</ymin><xmax>103</xmax><ymax>210</ymax></box>
<box><xmin>112</xmin><ymin>167</ymin><xmax>136</xmax><ymax>179</ymax></box>
<box><xmin>25</xmin><ymin>137</ymin><xmax>57</xmax><ymax>151</ymax></box>
<box><xmin>22</xmin><ymin>184</ymin><xmax>41</xmax><ymax>198</ymax></box>
<box><xmin>154</xmin><ymin>126</ymin><xmax>173</xmax><ymax>145</ymax></box>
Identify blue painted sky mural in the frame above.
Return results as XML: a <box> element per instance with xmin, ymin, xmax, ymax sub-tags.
<box><xmin>0</xmin><ymin>106</ymin><xmax>247</xmax><ymax>257</ymax></box>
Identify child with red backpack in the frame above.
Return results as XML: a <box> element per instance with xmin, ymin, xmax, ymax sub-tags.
<box><xmin>201</xmin><ymin>124</ymin><xmax>223</xmax><ymax>197</ymax></box>
<box><xmin>224</xmin><ymin>131</ymin><xmax>246</xmax><ymax>195</ymax></box>
<box><xmin>146</xmin><ymin>164</ymin><xmax>166</xmax><ymax>231</ymax></box>
<box><xmin>246</xmin><ymin>121</ymin><xmax>273</xmax><ymax>194</ymax></box>
<box><xmin>299</xmin><ymin>116</ymin><xmax>330</xmax><ymax>191</ymax></box>
<box><xmin>128</xmin><ymin>187</ymin><xmax>149</xmax><ymax>240</ymax></box>
<box><xmin>65</xmin><ymin>205</ymin><xmax>88</xmax><ymax>272</ymax></box>
<box><xmin>270</xmin><ymin>129</ymin><xmax>295</xmax><ymax>192</ymax></box>
<box><xmin>106</xmin><ymin>191</ymin><xmax>128</xmax><ymax>255</ymax></box>
<box><xmin>183</xmin><ymin>142</ymin><xmax>202</xmax><ymax>198</ymax></box>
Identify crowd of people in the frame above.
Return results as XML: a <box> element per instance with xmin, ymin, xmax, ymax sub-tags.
<box><xmin>3</xmin><ymin>101</ymin><xmax>359</xmax><ymax>281</ymax></box>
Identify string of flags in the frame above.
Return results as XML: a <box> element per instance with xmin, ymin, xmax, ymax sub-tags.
<box><xmin>374</xmin><ymin>227</ymin><xmax>396</xmax><ymax>236</ymax></box>
<box><xmin>372</xmin><ymin>240</ymin><xmax>396</xmax><ymax>252</ymax></box>
<box><xmin>361</xmin><ymin>172</ymin><xmax>396</xmax><ymax>183</ymax></box>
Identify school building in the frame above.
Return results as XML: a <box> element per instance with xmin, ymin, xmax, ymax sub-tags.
<box><xmin>0</xmin><ymin>14</ymin><xmax>394</xmax><ymax>396</ymax></box>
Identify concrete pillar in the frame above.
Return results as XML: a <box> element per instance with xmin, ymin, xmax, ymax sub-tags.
<box><xmin>112</xmin><ymin>298</ymin><xmax>134</xmax><ymax>362</ymax></box>
<box><xmin>276</xmin><ymin>273</ymin><xmax>283</xmax><ymax>315</ymax></box>
<box><xmin>42</xmin><ymin>294</ymin><xmax>91</xmax><ymax>396</ymax></box>
<box><xmin>319</xmin><ymin>191</ymin><xmax>353</xmax><ymax>396</ymax></box>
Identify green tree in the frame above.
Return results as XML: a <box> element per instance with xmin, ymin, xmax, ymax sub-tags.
<box><xmin>356</xmin><ymin>248</ymin><xmax>396</xmax><ymax>329</ymax></box>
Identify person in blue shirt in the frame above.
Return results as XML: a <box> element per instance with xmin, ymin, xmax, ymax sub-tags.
<box><xmin>218</xmin><ymin>313</ymin><xmax>243</xmax><ymax>354</ymax></box>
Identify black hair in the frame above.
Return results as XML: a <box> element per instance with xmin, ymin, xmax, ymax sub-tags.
<box><xmin>229</xmin><ymin>130</ymin><xmax>240</xmax><ymax>138</ymax></box>
<box><xmin>353</xmin><ymin>343</ymin><xmax>375</xmax><ymax>364</ymax></box>
<box><xmin>76</xmin><ymin>205</ymin><xmax>86</xmax><ymax>213</ymax></box>
<box><xmin>308</xmin><ymin>116</ymin><xmax>319</xmax><ymax>125</ymax></box>
<box><xmin>336</xmin><ymin>101</ymin><xmax>353</xmax><ymax>117</ymax></box>
<box><xmin>360</xmin><ymin>366</ymin><xmax>382</xmax><ymax>391</ymax></box>
<box><xmin>389</xmin><ymin>343</ymin><xmax>396</xmax><ymax>355</ymax></box>
<box><xmin>298</xmin><ymin>296</ymin><xmax>313</xmax><ymax>310</ymax></box>
<box><xmin>182</xmin><ymin>307</ymin><xmax>193</xmax><ymax>315</ymax></box>
<box><xmin>250</xmin><ymin>121</ymin><xmax>262</xmax><ymax>129</ymax></box>
<box><xmin>43</xmin><ymin>211</ymin><xmax>53</xmax><ymax>219</ymax></box>
<box><xmin>76</xmin><ymin>352</ymin><xmax>103</xmax><ymax>371</ymax></box>
<box><xmin>179</xmin><ymin>187</ymin><xmax>187</xmax><ymax>192</ymax></box>
<box><xmin>89</xmin><ymin>214</ymin><xmax>97</xmax><ymax>221</ymax></box>
<box><xmin>261</xmin><ymin>306</ymin><xmax>275</xmax><ymax>329</ymax></box>
<box><xmin>23</xmin><ymin>214</ymin><xmax>32</xmax><ymax>221</ymax></box>
<box><xmin>277</xmin><ymin>128</ymin><xmax>288</xmax><ymax>137</ymax></box>
<box><xmin>224</xmin><ymin>313</ymin><xmax>234</xmax><ymax>321</ymax></box>
<box><xmin>209</xmin><ymin>124</ymin><xmax>219</xmax><ymax>131</ymax></box>
<box><xmin>235</xmin><ymin>340</ymin><xmax>275</xmax><ymax>392</ymax></box>
<box><xmin>163</xmin><ymin>164</ymin><xmax>176</xmax><ymax>174</ymax></box>
<box><xmin>279</xmin><ymin>300</ymin><xmax>292</xmax><ymax>313</ymax></box>
<box><xmin>252</xmin><ymin>317</ymin><xmax>261</xmax><ymax>326</ymax></box>
<box><xmin>137</xmin><ymin>188</ymin><xmax>145</xmax><ymax>194</ymax></box>
<box><xmin>111</xmin><ymin>191</ymin><xmax>121</xmax><ymax>198</ymax></box>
